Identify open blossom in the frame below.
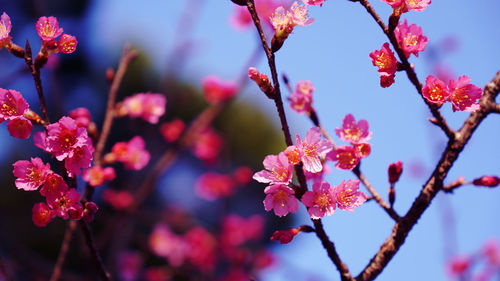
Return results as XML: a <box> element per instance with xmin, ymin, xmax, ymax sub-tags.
<box><xmin>112</xmin><ymin>136</ymin><xmax>151</xmax><ymax>170</ymax></box>
<box><xmin>32</xmin><ymin>202</ymin><xmax>54</xmax><ymax>227</ymax></box>
<box><xmin>195</xmin><ymin>172</ymin><xmax>235</xmax><ymax>201</ymax></box>
<box><xmin>253</xmin><ymin>152</ymin><xmax>293</xmax><ymax>185</ymax></box>
<box><xmin>289</xmin><ymin>80</ymin><xmax>314</xmax><ymax>113</ymax></box>
<box><xmin>332</xmin><ymin>180</ymin><xmax>366</xmax><ymax>212</ymax></box>
<box><xmin>289</xmin><ymin>1</ymin><xmax>314</xmax><ymax>26</ymax></box>
<box><xmin>46</xmin><ymin>188</ymin><xmax>82</xmax><ymax>219</ymax></box>
<box><xmin>301</xmin><ymin>181</ymin><xmax>336</xmax><ymax>219</ymax></box>
<box><xmin>40</xmin><ymin>173</ymin><xmax>68</xmax><ymax>197</ymax></box>
<box><xmin>57</xmin><ymin>33</ymin><xmax>78</xmax><ymax>54</ymax></box>
<box><xmin>202</xmin><ymin>75</ymin><xmax>237</xmax><ymax>104</ymax></box>
<box><xmin>270</xmin><ymin>6</ymin><xmax>294</xmax><ymax>40</ymax></box>
<box><xmin>7</xmin><ymin>117</ymin><xmax>33</xmax><ymax>139</ymax></box>
<box><xmin>0</xmin><ymin>12</ymin><xmax>12</xmax><ymax>48</ymax></box>
<box><xmin>394</xmin><ymin>20</ymin><xmax>428</xmax><ymax>58</ymax></box>
<box><xmin>302</xmin><ymin>0</ymin><xmax>327</xmax><ymax>6</ymax></box>
<box><xmin>370</xmin><ymin>43</ymin><xmax>398</xmax><ymax>76</ymax></box>
<box><xmin>422</xmin><ymin>75</ymin><xmax>449</xmax><ymax>104</ymax></box>
<box><xmin>44</xmin><ymin>116</ymin><xmax>93</xmax><ymax>161</ymax></box>
<box><xmin>448</xmin><ymin>75</ymin><xmax>482</xmax><ymax>112</ymax></box>
<box><xmin>263</xmin><ymin>184</ymin><xmax>299</xmax><ymax>217</ymax></box>
<box><xmin>65</xmin><ymin>145</ymin><xmax>94</xmax><ymax>177</ymax></box>
<box><xmin>335</xmin><ymin>114</ymin><xmax>371</xmax><ymax>144</ymax></box>
<box><xmin>284</xmin><ymin>145</ymin><xmax>303</xmax><ymax>165</ymax></box>
<box><xmin>120</xmin><ymin>93</ymin><xmax>167</xmax><ymax>124</ymax></box>
<box><xmin>13</xmin><ymin>157</ymin><xmax>51</xmax><ymax>191</ymax></box>
<box><xmin>0</xmin><ymin>88</ymin><xmax>29</xmax><ymax>120</ymax></box>
<box><xmin>354</xmin><ymin>143</ymin><xmax>371</xmax><ymax>158</ymax></box>
<box><xmin>295</xmin><ymin>127</ymin><xmax>334</xmax><ymax>173</ymax></box>
<box><xmin>229</xmin><ymin>0</ymin><xmax>288</xmax><ymax>31</ymax></box>
<box><xmin>36</xmin><ymin>16</ymin><xmax>63</xmax><ymax>41</ymax></box>
<box><xmin>327</xmin><ymin>145</ymin><xmax>360</xmax><ymax>170</ymax></box>
<box><xmin>403</xmin><ymin>0</ymin><xmax>431</xmax><ymax>12</ymax></box>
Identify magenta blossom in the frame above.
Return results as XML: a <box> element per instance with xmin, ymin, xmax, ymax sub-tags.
<box><xmin>44</xmin><ymin>116</ymin><xmax>93</xmax><ymax>161</ymax></box>
<box><xmin>36</xmin><ymin>16</ymin><xmax>63</xmax><ymax>41</ymax></box>
<box><xmin>112</xmin><ymin>136</ymin><xmax>151</xmax><ymax>170</ymax></box>
<box><xmin>40</xmin><ymin>173</ymin><xmax>68</xmax><ymax>198</ymax></box>
<box><xmin>13</xmin><ymin>157</ymin><xmax>51</xmax><ymax>191</ymax></box>
<box><xmin>332</xmin><ymin>179</ymin><xmax>366</xmax><ymax>212</ymax></box>
<box><xmin>57</xmin><ymin>33</ymin><xmax>77</xmax><ymax>54</ymax></box>
<box><xmin>229</xmin><ymin>0</ymin><xmax>290</xmax><ymax>31</ymax></box>
<box><xmin>289</xmin><ymin>1</ymin><xmax>314</xmax><ymax>26</ymax></box>
<box><xmin>0</xmin><ymin>88</ymin><xmax>29</xmax><ymax>120</ymax></box>
<box><xmin>335</xmin><ymin>114</ymin><xmax>371</xmax><ymax>144</ymax></box>
<box><xmin>65</xmin><ymin>145</ymin><xmax>94</xmax><ymax>177</ymax></box>
<box><xmin>403</xmin><ymin>0</ymin><xmax>431</xmax><ymax>12</ymax></box>
<box><xmin>120</xmin><ymin>93</ymin><xmax>167</xmax><ymax>124</ymax></box>
<box><xmin>448</xmin><ymin>75</ymin><xmax>482</xmax><ymax>112</ymax></box>
<box><xmin>422</xmin><ymin>75</ymin><xmax>450</xmax><ymax>105</ymax></box>
<box><xmin>149</xmin><ymin>223</ymin><xmax>189</xmax><ymax>267</ymax></box>
<box><xmin>289</xmin><ymin>80</ymin><xmax>314</xmax><ymax>114</ymax></box>
<box><xmin>0</xmin><ymin>12</ymin><xmax>12</xmax><ymax>48</ymax></box>
<box><xmin>46</xmin><ymin>188</ymin><xmax>82</xmax><ymax>219</ymax></box>
<box><xmin>327</xmin><ymin>145</ymin><xmax>360</xmax><ymax>170</ymax></box>
<box><xmin>301</xmin><ymin>181</ymin><xmax>336</xmax><ymax>219</ymax></box>
<box><xmin>195</xmin><ymin>172</ymin><xmax>235</xmax><ymax>201</ymax></box>
<box><xmin>301</xmin><ymin>0</ymin><xmax>327</xmax><ymax>6</ymax></box>
<box><xmin>253</xmin><ymin>152</ymin><xmax>293</xmax><ymax>185</ymax></box>
<box><xmin>370</xmin><ymin>43</ymin><xmax>398</xmax><ymax>77</ymax></box>
<box><xmin>263</xmin><ymin>184</ymin><xmax>299</xmax><ymax>217</ymax></box>
<box><xmin>202</xmin><ymin>75</ymin><xmax>238</xmax><ymax>105</ymax></box>
<box><xmin>7</xmin><ymin>117</ymin><xmax>33</xmax><ymax>139</ymax></box>
<box><xmin>296</xmin><ymin>127</ymin><xmax>333</xmax><ymax>173</ymax></box>
<box><xmin>32</xmin><ymin>202</ymin><xmax>54</xmax><ymax>227</ymax></box>
<box><xmin>394</xmin><ymin>20</ymin><xmax>428</xmax><ymax>58</ymax></box>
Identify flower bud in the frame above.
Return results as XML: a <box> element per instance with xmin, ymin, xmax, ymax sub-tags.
<box><xmin>473</xmin><ymin>176</ymin><xmax>500</xmax><ymax>188</ymax></box>
<box><xmin>388</xmin><ymin>161</ymin><xmax>403</xmax><ymax>184</ymax></box>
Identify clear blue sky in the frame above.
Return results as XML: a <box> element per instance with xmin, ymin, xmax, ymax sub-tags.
<box><xmin>85</xmin><ymin>0</ymin><xmax>500</xmax><ymax>280</ymax></box>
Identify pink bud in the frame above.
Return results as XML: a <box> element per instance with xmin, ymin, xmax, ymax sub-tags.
<box><xmin>388</xmin><ymin>161</ymin><xmax>403</xmax><ymax>184</ymax></box>
<box><xmin>473</xmin><ymin>176</ymin><xmax>500</xmax><ymax>188</ymax></box>
<box><xmin>270</xmin><ymin>228</ymin><xmax>299</xmax><ymax>244</ymax></box>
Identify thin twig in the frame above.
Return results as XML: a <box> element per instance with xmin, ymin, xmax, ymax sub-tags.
<box><xmin>23</xmin><ymin>40</ymin><xmax>50</xmax><ymax>125</ymax></box>
<box><xmin>49</xmin><ymin>221</ymin><xmax>77</xmax><ymax>281</ymax></box>
<box><xmin>79</xmin><ymin>221</ymin><xmax>111</xmax><ymax>281</ymax></box>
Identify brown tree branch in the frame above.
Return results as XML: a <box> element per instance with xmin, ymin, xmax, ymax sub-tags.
<box><xmin>79</xmin><ymin>221</ymin><xmax>111</xmax><ymax>281</ymax></box>
<box><xmin>49</xmin><ymin>221</ymin><xmax>77</xmax><ymax>281</ymax></box>
<box><xmin>23</xmin><ymin>40</ymin><xmax>50</xmax><ymax>125</ymax></box>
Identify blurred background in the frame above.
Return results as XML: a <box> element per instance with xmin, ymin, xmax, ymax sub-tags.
<box><xmin>0</xmin><ymin>0</ymin><xmax>499</xmax><ymax>280</ymax></box>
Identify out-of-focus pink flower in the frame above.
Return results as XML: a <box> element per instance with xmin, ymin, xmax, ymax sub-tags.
<box><xmin>83</xmin><ymin>202</ymin><xmax>98</xmax><ymax>222</ymax></box>
<box><xmin>388</xmin><ymin>161</ymin><xmax>403</xmax><ymax>184</ymax></box>
<box><xmin>263</xmin><ymin>184</ymin><xmax>299</xmax><ymax>217</ymax></box>
<box><xmin>295</xmin><ymin>127</ymin><xmax>333</xmax><ymax>173</ymax></box>
<box><xmin>253</xmin><ymin>249</ymin><xmax>275</xmax><ymax>270</ymax></box>
<box><xmin>289</xmin><ymin>1</ymin><xmax>314</xmax><ymax>26</ymax></box>
<box><xmin>36</xmin><ymin>16</ymin><xmax>63</xmax><ymax>41</ymax></box>
<box><xmin>327</xmin><ymin>145</ymin><xmax>360</xmax><ymax>170</ymax></box>
<box><xmin>448</xmin><ymin>75</ymin><xmax>482</xmax><ymax>112</ymax></box>
<box><xmin>403</xmin><ymin>0</ymin><xmax>431</xmax><ymax>12</ymax></box>
<box><xmin>102</xmin><ymin>189</ymin><xmax>134</xmax><ymax>210</ymax></box>
<box><xmin>160</xmin><ymin>119</ymin><xmax>185</xmax><ymax>143</ymax></box>
<box><xmin>46</xmin><ymin>188</ymin><xmax>82</xmax><ymax>219</ymax></box>
<box><xmin>473</xmin><ymin>176</ymin><xmax>500</xmax><ymax>188</ymax></box>
<box><xmin>0</xmin><ymin>13</ymin><xmax>12</xmax><ymax>48</ymax></box>
<box><xmin>117</xmin><ymin>251</ymin><xmax>143</xmax><ymax>281</ymax></box>
<box><xmin>202</xmin><ymin>76</ymin><xmax>237</xmax><ymax>105</ymax></box>
<box><xmin>332</xmin><ymin>179</ymin><xmax>366</xmax><ymax>212</ymax></box>
<box><xmin>185</xmin><ymin>227</ymin><xmax>217</xmax><ymax>273</ymax></box>
<box><xmin>301</xmin><ymin>181</ymin><xmax>336</xmax><ymax>219</ymax></box>
<box><xmin>195</xmin><ymin>172</ymin><xmax>235</xmax><ymax>201</ymax></box>
<box><xmin>120</xmin><ymin>93</ymin><xmax>167</xmax><ymax>124</ymax></box>
<box><xmin>149</xmin><ymin>223</ymin><xmax>188</xmax><ymax>267</ymax></box>
<box><xmin>221</xmin><ymin>214</ymin><xmax>264</xmax><ymax>247</ymax></box>
<box><xmin>0</xmin><ymin>88</ymin><xmax>29</xmax><ymax>120</ymax></box>
<box><xmin>68</xmin><ymin>107</ymin><xmax>92</xmax><ymax>128</ymax></box>
<box><xmin>482</xmin><ymin>238</ymin><xmax>500</xmax><ymax>267</ymax></box>
<box><xmin>335</xmin><ymin>114</ymin><xmax>371</xmax><ymax>144</ymax></box>
<box><xmin>229</xmin><ymin>0</ymin><xmax>289</xmax><ymax>31</ymax></box>
<box><xmin>270</xmin><ymin>228</ymin><xmax>299</xmax><ymax>244</ymax></box>
<box><xmin>57</xmin><ymin>33</ymin><xmax>77</xmax><ymax>54</ymax></box>
<box><xmin>13</xmin><ymin>157</ymin><xmax>51</xmax><ymax>191</ymax></box>
<box><xmin>446</xmin><ymin>255</ymin><xmax>471</xmax><ymax>278</ymax></box>
<box><xmin>302</xmin><ymin>0</ymin><xmax>327</xmax><ymax>6</ymax></box>
<box><xmin>112</xmin><ymin>136</ymin><xmax>151</xmax><ymax>170</ymax></box>
<box><xmin>82</xmin><ymin>166</ymin><xmax>116</xmax><ymax>187</ymax></box>
<box><xmin>394</xmin><ymin>20</ymin><xmax>428</xmax><ymax>58</ymax></box>
<box><xmin>354</xmin><ymin>143</ymin><xmax>371</xmax><ymax>158</ymax></box>
<box><xmin>7</xmin><ymin>117</ymin><xmax>32</xmax><ymax>139</ymax></box>
<box><xmin>44</xmin><ymin>116</ymin><xmax>93</xmax><ymax>161</ymax></box>
<box><xmin>65</xmin><ymin>145</ymin><xmax>94</xmax><ymax>177</ymax></box>
<box><xmin>32</xmin><ymin>202</ymin><xmax>54</xmax><ymax>227</ymax></box>
<box><xmin>191</xmin><ymin>128</ymin><xmax>223</xmax><ymax>164</ymax></box>
<box><xmin>233</xmin><ymin>166</ymin><xmax>253</xmax><ymax>185</ymax></box>
<box><xmin>289</xmin><ymin>80</ymin><xmax>314</xmax><ymax>114</ymax></box>
<box><xmin>40</xmin><ymin>173</ymin><xmax>68</xmax><ymax>197</ymax></box>
<box><xmin>370</xmin><ymin>43</ymin><xmax>398</xmax><ymax>77</ymax></box>
<box><xmin>253</xmin><ymin>152</ymin><xmax>293</xmax><ymax>185</ymax></box>
<box><xmin>422</xmin><ymin>75</ymin><xmax>449</xmax><ymax>105</ymax></box>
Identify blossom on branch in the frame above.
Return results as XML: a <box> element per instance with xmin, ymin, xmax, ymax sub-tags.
<box><xmin>263</xmin><ymin>184</ymin><xmax>299</xmax><ymax>217</ymax></box>
<box><xmin>253</xmin><ymin>152</ymin><xmax>293</xmax><ymax>185</ymax></box>
<box><xmin>12</xmin><ymin>157</ymin><xmax>51</xmax><ymax>191</ymax></box>
<box><xmin>448</xmin><ymin>75</ymin><xmax>482</xmax><ymax>112</ymax></box>
<box><xmin>0</xmin><ymin>12</ymin><xmax>12</xmax><ymax>48</ymax></box>
<box><xmin>422</xmin><ymin>75</ymin><xmax>449</xmax><ymax>105</ymax></box>
<box><xmin>32</xmin><ymin>202</ymin><xmax>54</xmax><ymax>227</ymax></box>
<box><xmin>111</xmin><ymin>136</ymin><xmax>151</xmax><ymax>170</ymax></box>
<box><xmin>270</xmin><ymin>228</ymin><xmax>299</xmax><ymax>244</ymax></box>
<box><xmin>57</xmin><ymin>33</ymin><xmax>78</xmax><ymax>54</ymax></box>
<box><xmin>327</xmin><ymin>145</ymin><xmax>360</xmax><ymax>170</ymax></box>
<box><xmin>295</xmin><ymin>126</ymin><xmax>333</xmax><ymax>173</ymax></box>
<box><xmin>301</xmin><ymin>181</ymin><xmax>336</xmax><ymax>219</ymax></box>
<box><xmin>394</xmin><ymin>19</ymin><xmax>428</xmax><ymax>58</ymax></box>
<box><xmin>332</xmin><ymin>179</ymin><xmax>366</xmax><ymax>212</ymax></box>
<box><xmin>36</xmin><ymin>16</ymin><xmax>63</xmax><ymax>41</ymax></box>
<box><xmin>289</xmin><ymin>80</ymin><xmax>314</xmax><ymax>114</ymax></box>
<box><xmin>118</xmin><ymin>93</ymin><xmax>167</xmax><ymax>124</ymax></box>
<box><xmin>335</xmin><ymin>114</ymin><xmax>371</xmax><ymax>144</ymax></box>
<box><xmin>369</xmin><ymin>43</ymin><xmax>398</xmax><ymax>88</ymax></box>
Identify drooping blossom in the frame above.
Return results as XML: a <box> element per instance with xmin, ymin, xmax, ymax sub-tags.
<box><xmin>32</xmin><ymin>202</ymin><xmax>54</xmax><ymax>227</ymax></box>
<box><xmin>195</xmin><ymin>172</ymin><xmax>235</xmax><ymax>201</ymax></box>
<box><xmin>335</xmin><ymin>114</ymin><xmax>371</xmax><ymax>144</ymax></box>
<box><xmin>327</xmin><ymin>145</ymin><xmax>360</xmax><ymax>170</ymax></box>
<box><xmin>36</xmin><ymin>16</ymin><xmax>63</xmax><ymax>41</ymax></box>
<box><xmin>119</xmin><ymin>93</ymin><xmax>167</xmax><ymax>124</ymax></box>
<box><xmin>65</xmin><ymin>145</ymin><xmax>94</xmax><ymax>177</ymax></box>
<box><xmin>7</xmin><ymin>117</ymin><xmax>33</xmax><ymax>139</ymax></box>
<box><xmin>160</xmin><ymin>119</ymin><xmax>185</xmax><ymax>142</ymax></box>
<box><xmin>0</xmin><ymin>88</ymin><xmax>29</xmax><ymax>120</ymax></box>
<box><xmin>191</xmin><ymin>128</ymin><xmax>223</xmax><ymax>164</ymax></box>
<box><xmin>473</xmin><ymin>176</ymin><xmax>500</xmax><ymax>188</ymax></box>
<box><xmin>46</xmin><ymin>188</ymin><xmax>82</xmax><ymax>219</ymax></box>
<box><xmin>295</xmin><ymin>126</ymin><xmax>333</xmax><ymax>173</ymax></box>
<box><xmin>57</xmin><ymin>33</ymin><xmax>77</xmax><ymax>54</ymax></box>
<box><xmin>39</xmin><ymin>172</ymin><xmax>68</xmax><ymax>197</ymax></box>
<box><xmin>82</xmin><ymin>166</ymin><xmax>116</xmax><ymax>187</ymax></box>
<box><xmin>111</xmin><ymin>136</ymin><xmax>151</xmax><ymax>170</ymax></box>
<box><xmin>263</xmin><ymin>184</ymin><xmax>299</xmax><ymax>217</ymax></box>
<box><xmin>394</xmin><ymin>20</ymin><xmax>428</xmax><ymax>58</ymax></box>
<box><xmin>149</xmin><ymin>223</ymin><xmax>188</xmax><ymax>267</ymax></box>
<box><xmin>448</xmin><ymin>75</ymin><xmax>482</xmax><ymax>112</ymax></box>
<box><xmin>270</xmin><ymin>228</ymin><xmax>299</xmax><ymax>244</ymax></box>
<box><xmin>12</xmin><ymin>157</ymin><xmax>51</xmax><ymax>191</ymax></box>
<box><xmin>370</xmin><ymin>43</ymin><xmax>398</xmax><ymax>87</ymax></box>
<box><xmin>422</xmin><ymin>75</ymin><xmax>449</xmax><ymax>104</ymax></box>
<box><xmin>102</xmin><ymin>189</ymin><xmax>134</xmax><ymax>210</ymax></box>
<box><xmin>253</xmin><ymin>152</ymin><xmax>293</xmax><ymax>185</ymax></box>
<box><xmin>185</xmin><ymin>227</ymin><xmax>217</xmax><ymax>273</ymax></box>
<box><xmin>44</xmin><ymin>116</ymin><xmax>93</xmax><ymax>161</ymax></box>
<box><xmin>202</xmin><ymin>75</ymin><xmax>237</xmax><ymax>104</ymax></box>
<box><xmin>0</xmin><ymin>13</ymin><xmax>12</xmax><ymax>48</ymax></box>
<box><xmin>380</xmin><ymin>74</ymin><xmax>396</xmax><ymax>88</ymax></box>
<box><xmin>301</xmin><ymin>181</ymin><xmax>336</xmax><ymax>219</ymax></box>
<box><xmin>289</xmin><ymin>80</ymin><xmax>314</xmax><ymax>114</ymax></box>
<box><xmin>332</xmin><ymin>179</ymin><xmax>366</xmax><ymax>212</ymax></box>
<box><xmin>302</xmin><ymin>0</ymin><xmax>327</xmax><ymax>6</ymax></box>
<box><xmin>388</xmin><ymin>161</ymin><xmax>403</xmax><ymax>184</ymax></box>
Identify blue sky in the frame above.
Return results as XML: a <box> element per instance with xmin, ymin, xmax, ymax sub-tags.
<box><xmin>83</xmin><ymin>1</ymin><xmax>500</xmax><ymax>280</ymax></box>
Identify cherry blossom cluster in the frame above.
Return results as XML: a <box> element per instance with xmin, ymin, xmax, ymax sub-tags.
<box><xmin>269</xmin><ymin>1</ymin><xmax>314</xmax><ymax>51</ymax></box>
<box><xmin>36</xmin><ymin>16</ymin><xmax>77</xmax><ymax>54</ymax></box>
<box><xmin>0</xmin><ymin>88</ymin><xmax>34</xmax><ymax>139</ymax></box>
<box><xmin>104</xmin><ymin>136</ymin><xmax>151</xmax><ymax>171</ymax></box>
<box><xmin>422</xmin><ymin>75</ymin><xmax>482</xmax><ymax>112</ymax></box>
<box><xmin>230</xmin><ymin>0</ymin><xmax>291</xmax><ymax>31</ymax></box>
<box><xmin>115</xmin><ymin>92</ymin><xmax>167</xmax><ymax>124</ymax></box>
<box><xmin>447</xmin><ymin>238</ymin><xmax>500</xmax><ymax>281</ymax></box>
<box><xmin>369</xmin><ymin>20</ymin><xmax>428</xmax><ymax>87</ymax></box>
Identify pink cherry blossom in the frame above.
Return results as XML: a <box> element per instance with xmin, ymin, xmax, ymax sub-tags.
<box><xmin>40</xmin><ymin>172</ymin><xmax>68</xmax><ymax>197</ymax></box>
<box><xmin>13</xmin><ymin>157</ymin><xmax>51</xmax><ymax>191</ymax></box>
<box><xmin>270</xmin><ymin>6</ymin><xmax>294</xmax><ymax>40</ymax></box>
<box><xmin>229</xmin><ymin>0</ymin><xmax>289</xmax><ymax>31</ymax></box>
<box><xmin>0</xmin><ymin>12</ymin><xmax>12</xmax><ymax>48</ymax></box>
<box><xmin>112</xmin><ymin>136</ymin><xmax>151</xmax><ymax>170</ymax></box>
<box><xmin>46</xmin><ymin>188</ymin><xmax>82</xmax><ymax>219</ymax></box>
<box><xmin>120</xmin><ymin>93</ymin><xmax>167</xmax><ymax>124</ymax></box>
<box><xmin>327</xmin><ymin>145</ymin><xmax>360</xmax><ymax>170</ymax></box>
<box><xmin>448</xmin><ymin>75</ymin><xmax>483</xmax><ymax>112</ymax></box>
<box><xmin>195</xmin><ymin>172</ymin><xmax>235</xmax><ymax>201</ymax></box>
<box><xmin>191</xmin><ymin>128</ymin><xmax>223</xmax><ymax>164</ymax></box>
<box><xmin>185</xmin><ymin>227</ymin><xmax>217</xmax><ymax>273</ymax></box>
<box><xmin>220</xmin><ymin>214</ymin><xmax>263</xmax><ymax>248</ymax></box>
<box><xmin>202</xmin><ymin>75</ymin><xmax>237</xmax><ymax>105</ymax></box>
<box><xmin>263</xmin><ymin>184</ymin><xmax>299</xmax><ymax>217</ymax></box>
<box><xmin>64</xmin><ymin>145</ymin><xmax>94</xmax><ymax>177</ymax></box>
<box><xmin>45</xmin><ymin>116</ymin><xmax>93</xmax><ymax>161</ymax></box>
<box><xmin>380</xmin><ymin>0</ymin><xmax>403</xmax><ymax>9</ymax></box>
<box><xmin>7</xmin><ymin>117</ymin><xmax>33</xmax><ymax>139</ymax></box>
<box><xmin>253</xmin><ymin>152</ymin><xmax>293</xmax><ymax>185</ymax></box>
<box><xmin>160</xmin><ymin>119</ymin><xmax>185</xmax><ymax>142</ymax></box>
<box><xmin>289</xmin><ymin>80</ymin><xmax>314</xmax><ymax>113</ymax></box>
<box><xmin>69</xmin><ymin>107</ymin><xmax>92</xmax><ymax>128</ymax></box>
<box><xmin>295</xmin><ymin>126</ymin><xmax>333</xmax><ymax>173</ymax></box>
<box><xmin>482</xmin><ymin>238</ymin><xmax>500</xmax><ymax>267</ymax></box>
<box><xmin>32</xmin><ymin>202</ymin><xmax>54</xmax><ymax>227</ymax></box>
<box><xmin>332</xmin><ymin>179</ymin><xmax>366</xmax><ymax>212</ymax></box>
<box><xmin>102</xmin><ymin>189</ymin><xmax>134</xmax><ymax>210</ymax></box>
<box><xmin>233</xmin><ymin>166</ymin><xmax>253</xmax><ymax>184</ymax></box>
<box><xmin>270</xmin><ymin>228</ymin><xmax>299</xmax><ymax>244</ymax></box>
<box><xmin>284</xmin><ymin>145</ymin><xmax>303</xmax><ymax>165</ymax></box>
<box><xmin>403</xmin><ymin>0</ymin><xmax>431</xmax><ymax>12</ymax></box>
<box><xmin>301</xmin><ymin>181</ymin><xmax>336</xmax><ymax>219</ymax></box>
<box><xmin>36</xmin><ymin>16</ymin><xmax>63</xmax><ymax>41</ymax></box>
<box><xmin>380</xmin><ymin>73</ymin><xmax>396</xmax><ymax>88</ymax></box>
<box><xmin>289</xmin><ymin>1</ymin><xmax>314</xmax><ymax>26</ymax></box>
<box><xmin>149</xmin><ymin>223</ymin><xmax>188</xmax><ymax>267</ymax></box>
<box><xmin>394</xmin><ymin>20</ymin><xmax>428</xmax><ymax>58</ymax></box>
<box><xmin>302</xmin><ymin>0</ymin><xmax>327</xmax><ymax>6</ymax></box>
<box><xmin>354</xmin><ymin>143</ymin><xmax>371</xmax><ymax>158</ymax></box>
<box><xmin>0</xmin><ymin>88</ymin><xmax>29</xmax><ymax>120</ymax></box>
<box><xmin>57</xmin><ymin>33</ymin><xmax>77</xmax><ymax>54</ymax></box>
<box><xmin>335</xmin><ymin>114</ymin><xmax>371</xmax><ymax>144</ymax></box>
<box><xmin>422</xmin><ymin>75</ymin><xmax>450</xmax><ymax>104</ymax></box>
<box><xmin>369</xmin><ymin>43</ymin><xmax>398</xmax><ymax>77</ymax></box>
<box><xmin>82</xmin><ymin>166</ymin><xmax>116</xmax><ymax>187</ymax></box>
